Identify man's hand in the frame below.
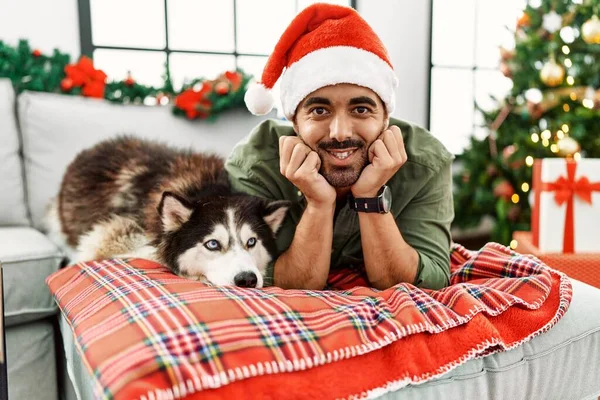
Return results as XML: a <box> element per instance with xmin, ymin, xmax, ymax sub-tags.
<box><xmin>351</xmin><ymin>125</ymin><xmax>407</xmax><ymax>198</ymax></box>
<box><xmin>279</xmin><ymin>136</ymin><xmax>336</xmax><ymax>208</ymax></box>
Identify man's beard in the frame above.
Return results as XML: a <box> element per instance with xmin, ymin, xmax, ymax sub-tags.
<box><xmin>317</xmin><ymin>139</ymin><xmax>368</xmax><ymax>188</ymax></box>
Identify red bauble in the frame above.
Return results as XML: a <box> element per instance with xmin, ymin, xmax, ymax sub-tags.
<box><xmin>215</xmin><ymin>81</ymin><xmax>230</xmax><ymax>95</ymax></box>
<box><xmin>502</xmin><ymin>145</ymin><xmax>517</xmax><ymax>161</ymax></box>
<box><xmin>500</xmin><ymin>62</ymin><xmax>512</xmax><ymax>78</ymax></box>
<box><xmin>32</xmin><ymin>49</ymin><xmax>42</xmax><ymax>57</ymax></box>
<box><xmin>462</xmin><ymin>172</ymin><xmax>470</xmax><ymax>183</ymax></box>
<box><xmin>224</xmin><ymin>71</ymin><xmax>243</xmax><ymax>91</ymax></box>
<box><xmin>124</xmin><ymin>72</ymin><xmax>135</xmax><ymax>86</ymax></box>
<box><xmin>486</xmin><ymin>164</ymin><xmax>498</xmax><ymax>178</ymax></box>
<box><xmin>499</xmin><ymin>47</ymin><xmax>514</xmax><ymax>61</ymax></box>
<box><xmin>493</xmin><ymin>180</ymin><xmax>515</xmax><ymax>201</ymax></box>
<box><xmin>60</xmin><ymin>78</ymin><xmax>74</xmax><ymax>91</ymax></box>
<box><xmin>508</xmin><ymin>205</ymin><xmax>521</xmax><ymax>222</ymax></box>
<box><xmin>502</xmin><ymin>144</ymin><xmax>525</xmax><ymax>169</ymax></box>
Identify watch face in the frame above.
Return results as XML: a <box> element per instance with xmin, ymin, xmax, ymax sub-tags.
<box><xmin>380</xmin><ymin>186</ymin><xmax>392</xmax><ymax>213</ymax></box>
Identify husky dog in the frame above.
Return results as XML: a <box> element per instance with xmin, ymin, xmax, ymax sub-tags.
<box><xmin>47</xmin><ymin>136</ymin><xmax>289</xmax><ymax>288</ymax></box>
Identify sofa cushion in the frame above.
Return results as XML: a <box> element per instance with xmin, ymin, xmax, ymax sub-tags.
<box><xmin>0</xmin><ymin>227</ymin><xmax>64</xmax><ymax>326</ymax></box>
<box><xmin>17</xmin><ymin>91</ymin><xmax>274</xmax><ymax>230</ymax></box>
<box><xmin>6</xmin><ymin>320</ymin><xmax>58</xmax><ymax>400</ymax></box>
<box><xmin>0</xmin><ymin>79</ymin><xmax>29</xmax><ymax>226</ymax></box>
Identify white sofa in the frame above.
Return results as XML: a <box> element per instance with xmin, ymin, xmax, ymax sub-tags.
<box><xmin>1</xmin><ymin>78</ymin><xmax>599</xmax><ymax>399</ymax></box>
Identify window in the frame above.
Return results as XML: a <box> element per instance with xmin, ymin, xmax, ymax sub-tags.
<box><xmin>428</xmin><ymin>0</ymin><xmax>525</xmax><ymax>155</ymax></box>
<box><xmin>78</xmin><ymin>0</ymin><xmax>355</xmax><ymax>90</ymax></box>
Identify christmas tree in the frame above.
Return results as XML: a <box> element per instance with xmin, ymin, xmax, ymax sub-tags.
<box><xmin>453</xmin><ymin>0</ymin><xmax>600</xmax><ymax>246</ymax></box>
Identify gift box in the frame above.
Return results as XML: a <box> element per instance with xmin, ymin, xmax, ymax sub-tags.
<box><xmin>531</xmin><ymin>158</ymin><xmax>600</xmax><ymax>253</ymax></box>
<box><xmin>513</xmin><ymin>231</ymin><xmax>600</xmax><ymax>289</ymax></box>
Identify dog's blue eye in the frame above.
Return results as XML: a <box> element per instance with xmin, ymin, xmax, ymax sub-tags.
<box><xmin>204</xmin><ymin>240</ymin><xmax>221</xmax><ymax>251</ymax></box>
<box><xmin>247</xmin><ymin>237</ymin><xmax>257</xmax><ymax>248</ymax></box>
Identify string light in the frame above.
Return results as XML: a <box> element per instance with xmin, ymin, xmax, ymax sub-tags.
<box><xmin>541</xmin><ymin>129</ymin><xmax>552</xmax><ymax>140</ymax></box>
<box><xmin>561</xmin><ymin>124</ymin><xmax>569</xmax><ymax>133</ymax></box>
<box><xmin>564</xmin><ymin>58</ymin><xmax>573</xmax><ymax>68</ymax></box>
<box><xmin>564</xmin><ymin>104</ymin><xmax>571</xmax><ymax>112</ymax></box>
<box><xmin>583</xmin><ymin>98</ymin><xmax>594</xmax><ymax>108</ymax></box>
<box><xmin>562</xmin><ymin>45</ymin><xmax>570</xmax><ymax>55</ymax></box>
<box><xmin>570</xmin><ymin>92</ymin><xmax>577</xmax><ymax>101</ymax></box>
<box><xmin>521</xmin><ymin>182</ymin><xmax>530</xmax><ymax>192</ymax></box>
<box><xmin>557</xmin><ymin>129</ymin><xmax>565</xmax><ymax>139</ymax></box>
<box><xmin>526</xmin><ymin>156</ymin><xmax>534</xmax><ymax>166</ymax></box>
<box><xmin>511</xmin><ymin>194</ymin><xmax>520</xmax><ymax>203</ymax></box>
<box><xmin>574</xmin><ymin>152</ymin><xmax>582</xmax><ymax>161</ymax></box>
<box><xmin>531</xmin><ymin>133</ymin><xmax>540</xmax><ymax>143</ymax></box>
<box><xmin>551</xmin><ymin>144</ymin><xmax>559</xmax><ymax>153</ymax></box>
<box><xmin>567</xmin><ymin>76</ymin><xmax>575</xmax><ymax>85</ymax></box>
<box><xmin>510</xmin><ymin>240</ymin><xmax>518</xmax><ymax>250</ymax></box>
<box><xmin>542</xmin><ymin>138</ymin><xmax>550</xmax><ymax>147</ymax></box>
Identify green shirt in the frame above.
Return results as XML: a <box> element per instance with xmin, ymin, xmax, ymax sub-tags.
<box><xmin>225</xmin><ymin>117</ymin><xmax>455</xmax><ymax>290</ymax></box>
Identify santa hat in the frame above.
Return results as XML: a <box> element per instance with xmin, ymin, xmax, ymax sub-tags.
<box><xmin>244</xmin><ymin>3</ymin><xmax>399</xmax><ymax>120</ymax></box>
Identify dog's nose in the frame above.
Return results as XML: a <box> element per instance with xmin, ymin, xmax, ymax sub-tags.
<box><xmin>234</xmin><ymin>271</ymin><xmax>258</xmax><ymax>288</ymax></box>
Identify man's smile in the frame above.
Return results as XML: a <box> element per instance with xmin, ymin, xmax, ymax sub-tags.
<box><xmin>325</xmin><ymin>148</ymin><xmax>359</xmax><ymax>165</ymax></box>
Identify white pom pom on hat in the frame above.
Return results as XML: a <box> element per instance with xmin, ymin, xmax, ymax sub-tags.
<box><xmin>244</xmin><ymin>81</ymin><xmax>275</xmax><ymax>116</ymax></box>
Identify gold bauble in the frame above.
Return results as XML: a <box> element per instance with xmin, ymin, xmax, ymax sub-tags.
<box><xmin>540</xmin><ymin>60</ymin><xmax>565</xmax><ymax>87</ymax></box>
<box><xmin>582</xmin><ymin>15</ymin><xmax>600</xmax><ymax>44</ymax></box>
<box><xmin>557</xmin><ymin>136</ymin><xmax>581</xmax><ymax>157</ymax></box>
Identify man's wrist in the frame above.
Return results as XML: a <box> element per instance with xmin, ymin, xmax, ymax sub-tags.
<box><xmin>351</xmin><ymin>188</ymin><xmax>380</xmax><ymax>198</ymax></box>
<box><xmin>305</xmin><ymin>201</ymin><xmax>335</xmax><ymax>217</ymax></box>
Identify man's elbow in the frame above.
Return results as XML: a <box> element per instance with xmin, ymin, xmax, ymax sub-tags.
<box><xmin>274</xmin><ymin>276</ymin><xmax>327</xmax><ymax>290</ymax></box>
<box><xmin>273</xmin><ymin>259</ymin><xmax>327</xmax><ymax>290</ymax></box>
<box><xmin>415</xmin><ymin>264</ymin><xmax>450</xmax><ymax>290</ymax></box>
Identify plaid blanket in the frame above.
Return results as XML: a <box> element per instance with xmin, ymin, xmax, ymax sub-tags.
<box><xmin>47</xmin><ymin>243</ymin><xmax>572</xmax><ymax>400</ymax></box>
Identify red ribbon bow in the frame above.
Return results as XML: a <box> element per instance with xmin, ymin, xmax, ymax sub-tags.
<box><xmin>62</xmin><ymin>56</ymin><xmax>107</xmax><ymax>98</ymax></box>
<box><xmin>533</xmin><ymin>161</ymin><xmax>600</xmax><ymax>253</ymax></box>
<box><xmin>174</xmin><ymin>83</ymin><xmax>213</xmax><ymax>119</ymax></box>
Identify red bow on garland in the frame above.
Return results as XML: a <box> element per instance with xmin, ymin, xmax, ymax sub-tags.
<box><xmin>175</xmin><ymin>82</ymin><xmax>213</xmax><ymax>119</ymax></box>
<box><xmin>61</xmin><ymin>56</ymin><xmax>107</xmax><ymax>98</ymax></box>
<box><xmin>174</xmin><ymin>71</ymin><xmax>244</xmax><ymax>120</ymax></box>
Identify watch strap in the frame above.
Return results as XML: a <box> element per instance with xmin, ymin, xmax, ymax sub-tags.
<box><xmin>349</xmin><ymin>196</ymin><xmax>381</xmax><ymax>213</ymax></box>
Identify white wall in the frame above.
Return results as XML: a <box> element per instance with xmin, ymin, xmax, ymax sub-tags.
<box><xmin>0</xmin><ymin>0</ymin><xmax>432</xmax><ymax>127</ymax></box>
<box><xmin>0</xmin><ymin>0</ymin><xmax>80</xmax><ymax>59</ymax></box>
<box><xmin>358</xmin><ymin>0</ymin><xmax>432</xmax><ymax>128</ymax></box>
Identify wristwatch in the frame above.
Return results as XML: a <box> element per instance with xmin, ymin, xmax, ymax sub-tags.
<box><xmin>349</xmin><ymin>185</ymin><xmax>392</xmax><ymax>214</ymax></box>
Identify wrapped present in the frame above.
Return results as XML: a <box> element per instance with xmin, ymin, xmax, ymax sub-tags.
<box><xmin>514</xmin><ymin>231</ymin><xmax>600</xmax><ymax>289</ymax></box>
<box><xmin>531</xmin><ymin>158</ymin><xmax>600</xmax><ymax>253</ymax></box>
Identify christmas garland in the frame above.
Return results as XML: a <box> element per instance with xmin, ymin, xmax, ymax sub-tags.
<box><xmin>0</xmin><ymin>39</ymin><xmax>253</xmax><ymax>121</ymax></box>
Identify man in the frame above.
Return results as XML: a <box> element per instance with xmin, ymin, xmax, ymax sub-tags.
<box><xmin>225</xmin><ymin>3</ymin><xmax>454</xmax><ymax>291</ymax></box>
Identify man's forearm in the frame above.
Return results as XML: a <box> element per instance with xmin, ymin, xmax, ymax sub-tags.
<box><xmin>358</xmin><ymin>212</ymin><xmax>419</xmax><ymax>290</ymax></box>
<box><xmin>273</xmin><ymin>204</ymin><xmax>334</xmax><ymax>289</ymax></box>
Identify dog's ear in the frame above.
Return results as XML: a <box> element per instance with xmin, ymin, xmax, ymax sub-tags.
<box><xmin>158</xmin><ymin>192</ymin><xmax>193</xmax><ymax>232</ymax></box>
<box><xmin>263</xmin><ymin>200</ymin><xmax>291</xmax><ymax>234</ymax></box>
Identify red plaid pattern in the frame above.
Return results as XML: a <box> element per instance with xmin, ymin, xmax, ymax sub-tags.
<box><xmin>47</xmin><ymin>243</ymin><xmax>572</xmax><ymax>399</ymax></box>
